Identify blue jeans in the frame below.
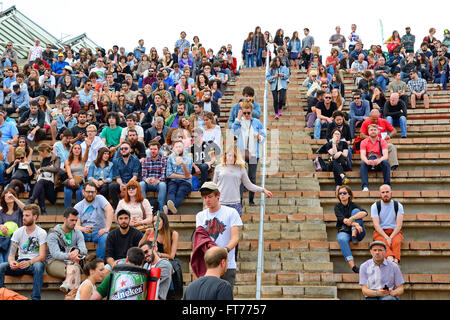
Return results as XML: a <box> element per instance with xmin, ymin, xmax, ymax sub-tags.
<box><xmin>167</xmin><ymin>179</ymin><xmax>191</xmax><ymax>214</ymax></box>
<box><xmin>327</xmin><ymin>65</ymin><xmax>335</xmax><ymax>75</ymax></box>
<box><xmin>336</xmin><ymin>208</ymin><xmax>366</xmax><ymax>262</ymax></box>
<box><xmin>314</xmin><ymin>119</ymin><xmax>329</xmax><ymax>139</ymax></box>
<box><xmin>255</xmin><ymin>48</ymin><xmax>263</xmax><ymax>67</ymax></box>
<box><xmin>434</xmin><ymin>74</ymin><xmax>448</xmax><ymax>90</ymax></box>
<box><xmin>64</xmin><ymin>186</ymin><xmax>83</xmax><ymax>208</ymax></box>
<box><xmin>2</xmin><ymin>58</ymin><xmax>12</xmax><ymax>68</ymax></box>
<box><xmin>366</xmin><ymin>296</ymin><xmax>399</xmax><ymax>300</ymax></box>
<box><xmin>139</xmin><ymin>181</ymin><xmax>167</xmax><ymax>212</ymax></box>
<box><xmin>360</xmin><ymin>160</ymin><xmax>391</xmax><ymax>189</ymax></box>
<box><xmin>0</xmin><ymin>161</ymin><xmax>6</xmax><ymax>187</ymax></box>
<box><xmin>83</xmin><ymin>230</ymin><xmax>108</xmax><ymax>260</ymax></box>
<box><xmin>0</xmin><ymin>238</ymin><xmax>11</xmax><ymax>263</ymax></box>
<box><xmin>376</xmin><ymin>75</ymin><xmax>389</xmax><ymax>92</ymax></box>
<box><xmin>386</xmin><ymin>116</ymin><xmax>407</xmax><ymax>138</ymax></box>
<box><xmin>0</xmin><ymin>260</ymin><xmax>45</xmax><ymax>300</ymax></box>
<box><xmin>245</xmin><ymin>53</ymin><xmax>255</xmax><ymax>68</ymax></box>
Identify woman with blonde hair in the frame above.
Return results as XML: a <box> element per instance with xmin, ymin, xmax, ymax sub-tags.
<box><xmin>115</xmin><ymin>180</ymin><xmax>153</xmax><ymax>229</ymax></box>
<box><xmin>213</xmin><ymin>145</ymin><xmax>272</xmax><ymax>216</ymax></box>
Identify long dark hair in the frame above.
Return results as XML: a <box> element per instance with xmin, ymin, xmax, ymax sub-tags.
<box><xmin>94</xmin><ymin>147</ymin><xmax>110</xmax><ymax>167</ymax></box>
<box><xmin>0</xmin><ymin>189</ymin><xmax>18</xmax><ymax>212</ymax></box>
<box><xmin>270</xmin><ymin>56</ymin><xmax>283</xmax><ymax>71</ymax></box>
<box><xmin>134</xmin><ymin>91</ymin><xmax>148</xmax><ymax>111</ymax></box>
<box><xmin>152</xmin><ymin>211</ymin><xmax>173</xmax><ymax>255</ymax></box>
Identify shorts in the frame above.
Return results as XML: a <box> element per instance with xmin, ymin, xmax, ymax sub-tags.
<box><xmin>46</xmin><ymin>259</ymin><xmax>81</xmax><ymax>278</ymax></box>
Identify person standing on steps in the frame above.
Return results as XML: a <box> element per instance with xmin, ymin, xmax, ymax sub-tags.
<box><xmin>266</xmin><ymin>56</ymin><xmax>290</xmax><ymax>120</ymax></box>
<box><xmin>335</xmin><ymin>186</ymin><xmax>368</xmax><ymax>273</ymax></box>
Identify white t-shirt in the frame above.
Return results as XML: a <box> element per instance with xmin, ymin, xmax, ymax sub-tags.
<box><xmin>11</xmin><ymin>226</ymin><xmax>47</xmax><ymax>260</ymax></box>
<box><xmin>120</xmin><ymin>126</ymin><xmax>144</xmax><ymax>140</ymax></box>
<box><xmin>196</xmin><ymin>206</ymin><xmax>243</xmax><ymax>269</ymax></box>
<box><xmin>370</xmin><ymin>201</ymin><xmax>404</xmax><ymax>230</ymax></box>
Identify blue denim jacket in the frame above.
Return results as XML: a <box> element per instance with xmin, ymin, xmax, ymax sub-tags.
<box><xmin>232</xmin><ymin>118</ymin><xmax>266</xmax><ymax>159</ymax></box>
<box><xmin>266</xmin><ymin>66</ymin><xmax>290</xmax><ymax>91</ymax></box>
<box><xmin>166</xmin><ymin>150</ymin><xmax>193</xmax><ymax>184</ymax></box>
<box><xmin>112</xmin><ymin>154</ymin><xmax>141</xmax><ymax>183</ymax></box>
<box><xmin>88</xmin><ymin>162</ymin><xmax>114</xmax><ymax>183</ymax></box>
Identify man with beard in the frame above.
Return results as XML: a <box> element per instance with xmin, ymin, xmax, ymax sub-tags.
<box><xmin>189</xmin><ymin>101</ymin><xmax>205</xmax><ymax>129</ymax></box>
<box><xmin>104</xmin><ymin>209</ymin><xmax>143</xmax><ymax>271</ymax></box>
<box><xmin>139</xmin><ymin>241</ymin><xmax>173</xmax><ymax>300</ymax></box>
<box><xmin>46</xmin><ymin>207</ymin><xmax>88</xmax><ymax>293</ymax></box>
<box><xmin>109</xmin><ymin>141</ymin><xmax>141</xmax><ymax>208</ymax></box>
<box><xmin>0</xmin><ymin>204</ymin><xmax>47</xmax><ymax>300</ymax></box>
<box><xmin>144</xmin><ymin>116</ymin><xmax>170</xmax><ymax>147</ymax></box>
<box><xmin>370</xmin><ymin>185</ymin><xmax>404</xmax><ymax>265</ymax></box>
<box><xmin>127</xmin><ymin>129</ymin><xmax>146</xmax><ymax>162</ymax></box>
<box><xmin>70</xmin><ymin>110</ymin><xmax>89</xmax><ymax>143</ymax></box>
<box><xmin>201</xmin><ymin>89</ymin><xmax>220</xmax><ymax>123</ymax></box>
<box><xmin>166</xmin><ymin>103</ymin><xmax>188</xmax><ymax>128</ymax></box>
<box><xmin>75</xmin><ymin>182</ymin><xmax>114</xmax><ymax>260</ymax></box>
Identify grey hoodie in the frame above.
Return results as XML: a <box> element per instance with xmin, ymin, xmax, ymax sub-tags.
<box><xmin>46</xmin><ymin>224</ymin><xmax>88</xmax><ymax>262</ymax></box>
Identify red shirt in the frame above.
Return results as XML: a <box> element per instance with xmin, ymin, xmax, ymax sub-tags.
<box><xmin>360</xmin><ymin>118</ymin><xmax>394</xmax><ymax>138</ymax></box>
<box><xmin>360</xmin><ymin>136</ymin><xmax>388</xmax><ymax>158</ymax></box>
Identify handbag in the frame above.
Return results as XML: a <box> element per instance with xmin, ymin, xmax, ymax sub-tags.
<box><xmin>62</xmin><ymin>176</ymin><xmax>83</xmax><ymax>190</ymax></box>
<box><xmin>313</xmin><ymin>156</ymin><xmax>327</xmax><ymax>171</ymax></box>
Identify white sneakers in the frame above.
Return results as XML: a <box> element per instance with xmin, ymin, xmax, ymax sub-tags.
<box><xmin>362</xmin><ymin>187</ymin><xmax>369</xmax><ymax>192</ymax></box>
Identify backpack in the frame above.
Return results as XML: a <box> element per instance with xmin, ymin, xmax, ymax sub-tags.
<box><xmin>376</xmin><ymin>200</ymin><xmax>399</xmax><ymax>217</ymax></box>
<box><xmin>168</xmin><ymin>258</ymin><xmax>183</xmax><ymax>300</ymax></box>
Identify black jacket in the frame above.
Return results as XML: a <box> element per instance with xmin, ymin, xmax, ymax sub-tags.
<box><xmin>334</xmin><ymin>202</ymin><xmax>367</xmax><ymax>234</ymax></box>
<box><xmin>19</xmin><ymin>109</ymin><xmax>45</xmax><ymax>129</ymax></box>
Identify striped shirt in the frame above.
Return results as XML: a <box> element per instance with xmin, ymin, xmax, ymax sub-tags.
<box><xmin>141</xmin><ymin>155</ymin><xmax>167</xmax><ymax>182</ymax></box>
<box><xmin>408</xmin><ymin>78</ymin><xmax>427</xmax><ymax>93</ymax></box>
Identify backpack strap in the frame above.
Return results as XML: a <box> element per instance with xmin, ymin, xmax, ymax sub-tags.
<box><xmin>394</xmin><ymin>200</ymin><xmax>399</xmax><ymax>217</ymax></box>
<box><xmin>377</xmin><ymin>200</ymin><xmax>399</xmax><ymax>217</ymax></box>
<box><xmin>376</xmin><ymin>200</ymin><xmax>381</xmax><ymax>216</ymax></box>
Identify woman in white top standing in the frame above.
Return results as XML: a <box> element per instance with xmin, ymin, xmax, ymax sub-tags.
<box><xmin>213</xmin><ymin>145</ymin><xmax>272</xmax><ymax>216</ymax></box>
<box><xmin>201</xmin><ymin>112</ymin><xmax>222</xmax><ymax>150</ymax></box>
<box><xmin>75</xmin><ymin>256</ymin><xmax>106</xmax><ymax>300</ymax></box>
<box><xmin>115</xmin><ymin>180</ymin><xmax>153</xmax><ymax>229</ymax></box>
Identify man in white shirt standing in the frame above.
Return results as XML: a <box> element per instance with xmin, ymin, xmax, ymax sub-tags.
<box><xmin>196</xmin><ymin>182</ymin><xmax>243</xmax><ymax>288</ymax></box>
<box><xmin>81</xmin><ymin>124</ymin><xmax>105</xmax><ymax>176</ymax></box>
<box><xmin>27</xmin><ymin>39</ymin><xmax>44</xmax><ymax>64</ymax></box>
<box><xmin>0</xmin><ymin>204</ymin><xmax>47</xmax><ymax>300</ymax></box>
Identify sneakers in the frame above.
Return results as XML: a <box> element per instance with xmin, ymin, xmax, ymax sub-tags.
<box><xmin>351</xmin><ymin>235</ymin><xmax>359</xmax><ymax>244</ymax></box>
<box><xmin>362</xmin><ymin>187</ymin><xmax>369</xmax><ymax>192</ymax></box>
<box><xmin>391</xmin><ymin>165</ymin><xmax>398</xmax><ymax>171</ymax></box>
<box><xmin>352</xmin><ymin>266</ymin><xmax>360</xmax><ymax>273</ymax></box>
<box><xmin>167</xmin><ymin>200</ymin><xmax>177</xmax><ymax>214</ymax></box>
<box><xmin>278</xmin><ymin>110</ymin><xmax>283</xmax><ymax>117</ymax></box>
<box><xmin>342</xmin><ymin>175</ymin><xmax>349</xmax><ymax>185</ymax></box>
<box><xmin>59</xmin><ymin>281</ymin><xmax>70</xmax><ymax>293</ymax></box>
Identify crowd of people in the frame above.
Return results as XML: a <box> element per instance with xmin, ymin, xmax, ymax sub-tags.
<box><xmin>0</xmin><ymin>23</ymin><xmax>447</xmax><ymax>300</ymax></box>
<box><xmin>0</xmin><ymin>31</ymin><xmax>275</xmax><ymax>300</ymax></box>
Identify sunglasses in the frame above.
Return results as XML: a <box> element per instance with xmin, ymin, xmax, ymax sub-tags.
<box><xmin>243</xmin><ymin>112</ymin><xmax>251</xmax><ymax>115</ymax></box>
<box><xmin>324</xmin><ymin>97</ymin><xmax>332</xmax><ymax>99</ymax></box>
<box><xmin>121</xmin><ymin>147</ymin><xmax>129</xmax><ymax>151</ymax></box>
<box><xmin>17</xmin><ymin>157</ymin><xmax>25</xmax><ymax>160</ymax></box>
<box><xmin>127</xmin><ymin>186</ymin><xmax>137</xmax><ymax>190</ymax></box>
<box><xmin>338</xmin><ymin>192</ymin><xmax>348</xmax><ymax>195</ymax></box>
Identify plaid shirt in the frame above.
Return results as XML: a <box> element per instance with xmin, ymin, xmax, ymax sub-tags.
<box><xmin>408</xmin><ymin>78</ymin><xmax>427</xmax><ymax>93</ymax></box>
<box><xmin>141</xmin><ymin>155</ymin><xmax>167</xmax><ymax>182</ymax></box>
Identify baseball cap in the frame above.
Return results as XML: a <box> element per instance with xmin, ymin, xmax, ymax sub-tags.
<box><xmin>58</xmin><ymin>53</ymin><xmax>64</xmax><ymax>57</ymax></box>
<box><xmin>116</xmin><ymin>209</ymin><xmax>131</xmax><ymax>218</ymax></box>
<box><xmin>369</xmin><ymin>241</ymin><xmax>387</xmax><ymax>250</ymax></box>
<box><xmin>64</xmin><ymin>66</ymin><xmax>73</xmax><ymax>73</ymax></box>
<box><xmin>12</xmin><ymin>84</ymin><xmax>20</xmax><ymax>91</ymax></box>
<box><xmin>199</xmin><ymin>182</ymin><xmax>219</xmax><ymax>192</ymax></box>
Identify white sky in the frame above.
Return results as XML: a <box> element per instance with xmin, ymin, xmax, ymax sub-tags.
<box><xmin>2</xmin><ymin>0</ymin><xmax>450</xmax><ymax>63</ymax></box>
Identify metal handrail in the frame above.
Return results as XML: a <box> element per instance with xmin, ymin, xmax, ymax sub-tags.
<box><xmin>256</xmin><ymin>45</ymin><xmax>271</xmax><ymax>300</ymax></box>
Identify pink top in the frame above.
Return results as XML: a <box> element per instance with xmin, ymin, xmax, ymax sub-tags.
<box><xmin>115</xmin><ymin>199</ymin><xmax>153</xmax><ymax>225</ymax></box>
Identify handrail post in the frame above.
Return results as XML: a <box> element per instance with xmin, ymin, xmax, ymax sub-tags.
<box><xmin>256</xmin><ymin>45</ymin><xmax>270</xmax><ymax>300</ymax></box>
